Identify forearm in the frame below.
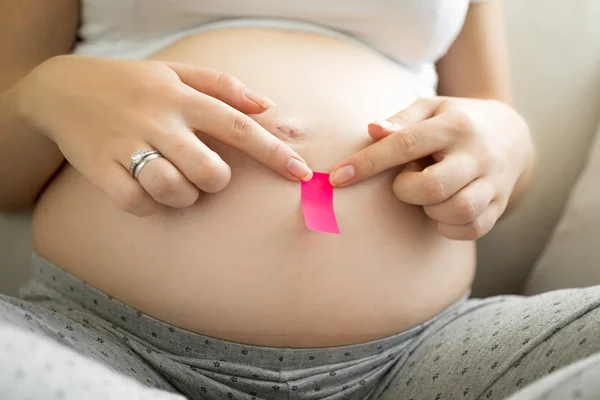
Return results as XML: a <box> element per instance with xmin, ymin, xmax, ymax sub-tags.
<box><xmin>0</xmin><ymin>79</ymin><xmax>65</xmax><ymax>211</ymax></box>
<box><xmin>0</xmin><ymin>0</ymin><xmax>81</xmax><ymax>211</ymax></box>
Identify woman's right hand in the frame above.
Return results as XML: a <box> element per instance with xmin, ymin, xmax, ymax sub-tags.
<box><xmin>16</xmin><ymin>55</ymin><xmax>312</xmax><ymax>216</ymax></box>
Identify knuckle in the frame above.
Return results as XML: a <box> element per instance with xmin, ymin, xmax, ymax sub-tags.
<box><xmin>127</xmin><ymin>90</ymin><xmax>184</xmax><ymax>118</ymax></box>
<box><xmin>217</xmin><ymin>72</ymin><xmax>241</xmax><ymax>92</ymax></box>
<box><xmin>198</xmin><ymin>158</ymin><xmax>220</xmax><ymax>179</ymax></box>
<box><xmin>465</xmin><ymin>217</ymin><xmax>490</xmax><ymax>240</ymax></box>
<box><xmin>421</xmin><ymin>170</ymin><xmax>447</xmax><ymax>203</ymax></box>
<box><xmin>414</xmin><ymin>98</ymin><xmax>431</xmax><ymax>108</ymax></box>
<box><xmin>355</xmin><ymin>151</ymin><xmax>377</xmax><ymax>176</ymax></box>
<box><xmin>230</xmin><ymin>115</ymin><xmax>255</xmax><ymax>142</ymax></box>
<box><xmin>390</xmin><ymin>99</ymin><xmax>428</xmax><ymax>126</ymax></box>
<box><xmin>266</xmin><ymin>140</ymin><xmax>284</xmax><ymax>164</ymax></box>
<box><xmin>453</xmin><ymin>194</ymin><xmax>478</xmax><ymax>222</ymax></box>
<box><xmin>165</xmin><ymin>136</ymin><xmax>187</xmax><ymax>157</ymax></box>
<box><xmin>448</xmin><ymin>110</ymin><xmax>477</xmax><ymax>134</ymax></box>
<box><xmin>390</xmin><ymin>112</ymin><xmax>413</xmax><ymax>127</ymax></box>
<box><xmin>135</xmin><ymin>79</ymin><xmax>181</xmax><ymax>103</ymax></box>
<box><xmin>155</xmin><ymin>81</ymin><xmax>185</xmax><ymax>100</ymax></box>
<box><xmin>392</xmin><ymin>131</ymin><xmax>418</xmax><ymax>156</ymax></box>
<box><xmin>472</xmin><ymin>145</ymin><xmax>500</xmax><ymax>173</ymax></box>
<box><xmin>151</xmin><ymin>168</ymin><xmax>180</xmax><ymax>200</ymax></box>
<box><xmin>196</xmin><ymin>157</ymin><xmax>230</xmax><ymax>193</ymax></box>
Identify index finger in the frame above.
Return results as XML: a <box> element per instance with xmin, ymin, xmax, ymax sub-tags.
<box><xmin>167</xmin><ymin>62</ymin><xmax>275</xmax><ymax>115</ymax></box>
<box><xmin>184</xmin><ymin>91</ymin><xmax>313</xmax><ymax>182</ymax></box>
<box><xmin>330</xmin><ymin>116</ymin><xmax>451</xmax><ymax>186</ymax></box>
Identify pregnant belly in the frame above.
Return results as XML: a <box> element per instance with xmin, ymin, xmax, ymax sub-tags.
<box><xmin>31</xmin><ymin>28</ymin><xmax>475</xmax><ymax>347</ymax></box>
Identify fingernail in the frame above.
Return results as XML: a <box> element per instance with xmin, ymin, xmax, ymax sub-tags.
<box><xmin>330</xmin><ymin>165</ymin><xmax>356</xmax><ymax>186</ymax></box>
<box><xmin>287</xmin><ymin>158</ymin><xmax>313</xmax><ymax>181</ymax></box>
<box><xmin>372</xmin><ymin>120</ymin><xmax>394</xmax><ymax>130</ymax></box>
<box><xmin>244</xmin><ymin>89</ymin><xmax>276</xmax><ymax>109</ymax></box>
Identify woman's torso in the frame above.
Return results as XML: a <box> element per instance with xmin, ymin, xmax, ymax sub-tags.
<box><xmin>32</xmin><ymin>25</ymin><xmax>475</xmax><ymax>347</ymax></box>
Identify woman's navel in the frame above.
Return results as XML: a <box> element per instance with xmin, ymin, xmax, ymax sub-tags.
<box><xmin>250</xmin><ymin>107</ymin><xmax>308</xmax><ymax>142</ymax></box>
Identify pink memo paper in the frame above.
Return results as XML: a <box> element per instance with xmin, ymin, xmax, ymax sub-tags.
<box><xmin>301</xmin><ymin>172</ymin><xmax>340</xmax><ymax>234</ymax></box>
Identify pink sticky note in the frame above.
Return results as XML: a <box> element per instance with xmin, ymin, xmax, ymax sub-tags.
<box><xmin>301</xmin><ymin>172</ymin><xmax>340</xmax><ymax>234</ymax></box>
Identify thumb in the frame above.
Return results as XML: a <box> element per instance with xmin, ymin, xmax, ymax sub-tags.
<box><xmin>166</xmin><ymin>62</ymin><xmax>275</xmax><ymax>114</ymax></box>
<box><xmin>368</xmin><ymin>98</ymin><xmax>443</xmax><ymax>140</ymax></box>
<box><xmin>392</xmin><ymin>161</ymin><xmax>424</xmax><ymax>201</ymax></box>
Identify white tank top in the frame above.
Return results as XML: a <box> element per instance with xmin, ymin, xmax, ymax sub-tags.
<box><xmin>74</xmin><ymin>0</ymin><xmax>488</xmax><ymax>95</ymax></box>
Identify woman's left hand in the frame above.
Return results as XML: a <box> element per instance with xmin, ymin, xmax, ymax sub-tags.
<box><xmin>329</xmin><ymin>97</ymin><xmax>533</xmax><ymax>240</ymax></box>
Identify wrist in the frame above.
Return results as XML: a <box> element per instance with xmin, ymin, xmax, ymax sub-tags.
<box><xmin>498</xmin><ymin>100</ymin><xmax>534</xmax><ymax>179</ymax></box>
<box><xmin>1</xmin><ymin>75</ymin><xmax>63</xmax><ymax>149</ymax></box>
<box><xmin>0</xmin><ymin>82</ymin><xmax>31</xmax><ymax>140</ymax></box>
<box><xmin>9</xmin><ymin>61</ymin><xmax>59</xmax><ymax>143</ymax></box>
<box><xmin>7</xmin><ymin>73</ymin><xmax>38</xmax><ymax>135</ymax></box>
<box><xmin>505</xmin><ymin>113</ymin><xmax>535</xmax><ymax>213</ymax></box>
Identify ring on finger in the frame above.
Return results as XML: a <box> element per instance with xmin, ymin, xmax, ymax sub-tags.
<box><xmin>129</xmin><ymin>149</ymin><xmax>163</xmax><ymax>180</ymax></box>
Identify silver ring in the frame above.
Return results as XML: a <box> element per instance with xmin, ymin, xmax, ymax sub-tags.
<box><xmin>133</xmin><ymin>153</ymin><xmax>163</xmax><ymax>180</ymax></box>
<box><xmin>129</xmin><ymin>149</ymin><xmax>161</xmax><ymax>176</ymax></box>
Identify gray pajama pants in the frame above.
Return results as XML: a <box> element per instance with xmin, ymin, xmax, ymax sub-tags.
<box><xmin>2</xmin><ymin>253</ymin><xmax>600</xmax><ymax>400</ymax></box>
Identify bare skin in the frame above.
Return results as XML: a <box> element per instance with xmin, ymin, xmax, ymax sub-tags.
<box><xmin>1</xmin><ymin>1</ymin><xmax>530</xmax><ymax>347</ymax></box>
<box><xmin>30</xmin><ymin>29</ymin><xmax>474</xmax><ymax>347</ymax></box>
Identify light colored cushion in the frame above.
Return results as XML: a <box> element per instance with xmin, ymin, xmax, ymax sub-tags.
<box><xmin>525</xmin><ymin>119</ymin><xmax>600</xmax><ymax>295</ymax></box>
<box><xmin>471</xmin><ymin>0</ymin><xmax>600</xmax><ymax>297</ymax></box>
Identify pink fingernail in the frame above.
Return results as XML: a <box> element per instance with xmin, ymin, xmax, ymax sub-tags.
<box><xmin>244</xmin><ymin>89</ymin><xmax>276</xmax><ymax>109</ymax></box>
<box><xmin>287</xmin><ymin>158</ymin><xmax>313</xmax><ymax>181</ymax></box>
<box><xmin>329</xmin><ymin>165</ymin><xmax>355</xmax><ymax>186</ymax></box>
<box><xmin>372</xmin><ymin>120</ymin><xmax>394</xmax><ymax>130</ymax></box>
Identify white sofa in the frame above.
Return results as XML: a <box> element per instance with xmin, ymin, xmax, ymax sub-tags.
<box><xmin>1</xmin><ymin>0</ymin><xmax>600</xmax><ymax>297</ymax></box>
